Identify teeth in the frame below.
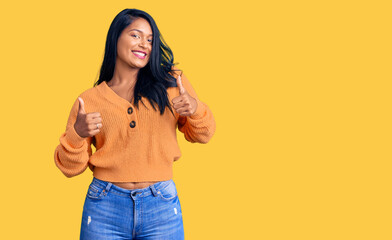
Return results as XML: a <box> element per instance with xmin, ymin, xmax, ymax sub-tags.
<box><xmin>133</xmin><ymin>51</ymin><xmax>146</xmax><ymax>57</ymax></box>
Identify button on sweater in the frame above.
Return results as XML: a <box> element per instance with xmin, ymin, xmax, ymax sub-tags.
<box><xmin>54</xmin><ymin>72</ymin><xmax>216</xmax><ymax>182</ymax></box>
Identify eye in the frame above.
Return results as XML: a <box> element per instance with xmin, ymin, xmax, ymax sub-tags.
<box><xmin>148</xmin><ymin>39</ymin><xmax>153</xmax><ymax>43</ymax></box>
<box><xmin>131</xmin><ymin>34</ymin><xmax>140</xmax><ymax>39</ymax></box>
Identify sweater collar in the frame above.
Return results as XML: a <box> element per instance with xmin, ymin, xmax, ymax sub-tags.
<box><xmin>97</xmin><ymin>81</ymin><xmax>133</xmax><ymax>108</ymax></box>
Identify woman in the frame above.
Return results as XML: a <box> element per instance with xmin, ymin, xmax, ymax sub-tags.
<box><xmin>54</xmin><ymin>8</ymin><xmax>216</xmax><ymax>240</ymax></box>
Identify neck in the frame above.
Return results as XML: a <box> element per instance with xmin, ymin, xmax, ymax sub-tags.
<box><xmin>108</xmin><ymin>58</ymin><xmax>140</xmax><ymax>89</ymax></box>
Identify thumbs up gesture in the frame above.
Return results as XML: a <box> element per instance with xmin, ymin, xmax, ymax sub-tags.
<box><xmin>172</xmin><ymin>75</ymin><xmax>198</xmax><ymax>116</ymax></box>
<box><xmin>74</xmin><ymin>97</ymin><xmax>103</xmax><ymax>138</ymax></box>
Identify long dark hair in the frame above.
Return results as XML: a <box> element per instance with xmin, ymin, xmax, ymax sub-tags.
<box><xmin>94</xmin><ymin>8</ymin><xmax>180</xmax><ymax>115</ymax></box>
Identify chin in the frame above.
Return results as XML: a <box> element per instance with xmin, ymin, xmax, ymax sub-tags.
<box><xmin>130</xmin><ymin>59</ymin><xmax>149</xmax><ymax>69</ymax></box>
<box><xmin>137</xmin><ymin>63</ymin><xmax>148</xmax><ymax>69</ymax></box>
<box><xmin>128</xmin><ymin>62</ymin><xmax>145</xmax><ymax>69</ymax></box>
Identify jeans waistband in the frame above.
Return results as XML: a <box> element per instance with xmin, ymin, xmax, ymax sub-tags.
<box><xmin>91</xmin><ymin>177</ymin><xmax>173</xmax><ymax>197</ymax></box>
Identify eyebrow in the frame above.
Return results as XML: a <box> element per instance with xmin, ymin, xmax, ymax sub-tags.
<box><xmin>128</xmin><ymin>29</ymin><xmax>153</xmax><ymax>36</ymax></box>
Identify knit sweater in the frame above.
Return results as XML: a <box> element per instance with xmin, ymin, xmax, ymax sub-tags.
<box><xmin>54</xmin><ymin>72</ymin><xmax>216</xmax><ymax>182</ymax></box>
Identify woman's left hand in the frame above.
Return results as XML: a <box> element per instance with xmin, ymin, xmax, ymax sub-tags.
<box><xmin>172</xmin><ymin>75</ymin><xmax>198</xmax><ymax>116</ymax></box>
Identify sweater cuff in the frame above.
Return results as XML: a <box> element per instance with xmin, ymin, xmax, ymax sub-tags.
<box><xmin>65</xmin><ymin>124</ymin><xmax>86</xmax><ymax>148</ymax></box>
<box><xmin>190</xmin><ymin>98</ymin><xmax>206</xmax><ymax>119</ymax></box>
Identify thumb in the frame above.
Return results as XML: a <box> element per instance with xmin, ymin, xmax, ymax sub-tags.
<box><xmin>77</xmin><ymin>97</ymin><xmax>86</xmax><ymax>114</ymax></box>
<box><xmin>177</xmin><ymin>75</ymin><xmax>186</xmax><ymax>95</ymax></box>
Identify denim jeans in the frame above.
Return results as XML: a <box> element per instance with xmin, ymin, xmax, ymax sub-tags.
<box><xmin>80</xmin><ymin>177</ymin><xmax>184</xmax><ymax>240</ymax></box>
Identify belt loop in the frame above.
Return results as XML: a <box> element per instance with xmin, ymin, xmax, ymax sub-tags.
<box><xmin>104</xmin><ymin>182</ymin><xmax>112</xmax><ymax>194</ymax></box>
<box><xmin>150</xmin><ymin>184</ymin><xmax>158</xmax><ymax>197</ymax></box>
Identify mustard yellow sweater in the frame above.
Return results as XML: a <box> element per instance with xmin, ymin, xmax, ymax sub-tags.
<box><xmin>54</xmin><ymin>73</ymin><xmax>216</xmax><ymax>182</ymax></box>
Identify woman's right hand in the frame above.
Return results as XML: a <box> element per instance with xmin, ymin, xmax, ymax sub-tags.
<box><xmin>74</xmin><ymin>97</ymin><xmax>102</xmax><ymax>138</ymax></box>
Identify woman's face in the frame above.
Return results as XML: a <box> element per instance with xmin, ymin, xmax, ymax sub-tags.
<box><xmin>116</xmin><ymin>17</ymin><xmax>153</xmax><ymax>69</ymax></box>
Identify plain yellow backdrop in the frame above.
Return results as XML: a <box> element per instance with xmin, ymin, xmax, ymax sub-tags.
<box><xmin>0</xmin><ymin>0</ymin><xmax>391</xmax><ymax>239</ymax></box>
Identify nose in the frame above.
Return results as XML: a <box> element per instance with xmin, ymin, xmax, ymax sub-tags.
<box><xmin>138</xmin><ymin>38</ymin><xmax>148</xmax><ymax>48</ymax></box>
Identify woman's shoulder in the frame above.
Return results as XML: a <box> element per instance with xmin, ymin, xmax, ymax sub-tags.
<box><xmin>71</xmin><ymin>82</ymin><xmax>104</xmax><ymax>107</ymax></box>
<box><xmin>78</xmin><ymin>82</ymin><xmax>103</xmax><ymax>98</ymax></box>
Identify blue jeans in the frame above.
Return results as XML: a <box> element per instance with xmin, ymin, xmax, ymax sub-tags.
<box><xmin>80</xmin><ymin>177</ymin><xmax>184</xmax><ymax>240</ymax></box>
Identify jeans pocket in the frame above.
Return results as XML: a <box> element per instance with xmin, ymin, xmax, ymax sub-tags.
<box><xmin>86</xmin><ymin>182</ymin><xmax>105</xmax><ymax>200</ymax></box>
<box><xmin>157</xmin><ymin>181</ymin><xmax>178</xmax><ymax>201</ymax></box>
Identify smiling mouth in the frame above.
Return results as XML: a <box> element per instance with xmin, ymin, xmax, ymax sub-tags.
<box><xmin>132</xmin><ymin>51</ymin><xmax>147</xmax><ymax>59</ymax></box>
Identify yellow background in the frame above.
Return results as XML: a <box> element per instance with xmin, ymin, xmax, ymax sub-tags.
<box><xmin>0</xmin><ymin>0</ymin><xmax>391</xmax><ymax>239</ymax></box>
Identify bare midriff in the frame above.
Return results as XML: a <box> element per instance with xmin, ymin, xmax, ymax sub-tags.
<box><xmin>111</xmin><ymin>181</ymin><xmax>159</xmax><ymax>190</ymax></box>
